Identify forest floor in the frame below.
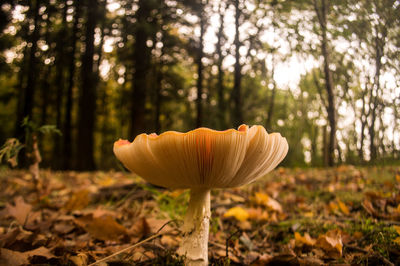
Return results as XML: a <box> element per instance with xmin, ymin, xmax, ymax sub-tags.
<box><xmin>0</xmin><ymin>165</ymin><xmax>400</xmax><ymax>265</ymax></box>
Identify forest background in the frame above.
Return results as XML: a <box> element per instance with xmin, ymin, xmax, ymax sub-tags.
<box><xmin>0</xmin><ymin>0</ymin><xmax>399</xmax><ymax>171</ymax></box>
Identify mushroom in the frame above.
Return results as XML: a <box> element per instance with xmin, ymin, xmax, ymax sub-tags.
<box><xmin>113</xmin><ymin>125</ymin><xmax>288</xmax><ymax>265</ymax></box>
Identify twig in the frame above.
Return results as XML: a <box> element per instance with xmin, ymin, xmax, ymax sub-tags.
<box><xmin>89</xmin><ymin>220</ymin><xmax>178</xmax><ymax>266</ymax></box>
<box><xmin>88</xmin><ymin>233</ymin><xmax>163</xmax><ymax>266</ymax></box>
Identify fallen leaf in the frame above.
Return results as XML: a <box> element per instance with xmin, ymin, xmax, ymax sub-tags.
<box><xmin>0</xmin><ymin>246</ymin><xmax>54</xmax><ymax>266</ymax></box>
<box><xmin>74</xmin><ymin>214</ymin><xmax>127</xmax><ymax>241</ymax></box>
<box><xmin>247</xmin><ymin>207</ymin><xmax>269</xmax><ymax>221</ymax></box>
<box><xmin>4</xmin><ymin>196</ymin><xmax>37</xmax><ymax>226</ymax></box>
<box><xmin>315</xmin><ymin>229</ymin><xmax>343</xmax><ymax>258</ymax></box>
<box><xmin>129</xmin><ymin>217</ymin><xmax>150</xmax><ymax>239</ymax></box>
<box><xmin>160</xmin><ymin>235</ymin><xmax>179</xmax><ymax>247</ymax></box>
<box><xmin>224</xmin><ymin>192</ymin><xmax>246</xmax><ymax>203</ymax></box>
<box><xmin>0</xmin><ymin>248</ymin><xmax>28</xmax><ymax>265</ymax></box>
<box><xmin>338</xmin><ymin>200</ymin><xmax>350</xmax><ymax>215</ymax></box>
<box><xmin>224</xmin><ymin>206</ymin><xmax>249</xmax><ymax>221</ymax></box>
<box><xmin>294</xmin><ymin>232</ymin><xmax>316</xmax><ymax>247</ymax></box>
<box><xmin>69</xmin><ymin>253</ymin><xmax>88</xmax><ymax>266</ymax></box>
<box><xmin>64</xmin><ymin>189</ymin><xmax>90</xmax><ymax>212</ymax></box>
<box><xmin>253</xmin><ymin>192</ymin><xmax>283</xmax><ymax>213</ymax></box>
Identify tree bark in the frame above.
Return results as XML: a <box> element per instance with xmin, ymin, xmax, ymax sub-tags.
<box><xmin>314</xmin><ymin>0</ymin><xmax>336</xmax><ymax>166</ymax></box>
<box><xmin>76</xmin><ymin>0</ymin><xmax>98</xmax><ymax>170</ymax></box>
<box><xmin>129</xmin><ymin>0</ymin><xmax>152</xmax><ymax>138</ymax></box>
<box><xmin>216</xmin><ymin>3</ymin><xmax>225</xmax><ymax>130</ymax></box>
<box><xmin>232</xmin><ymin>0</ymin><xmax>243</xmax><ymax>127</ymax></box>
<box><xmin>16</xmin><ymin>0</ymin><xmax>40</xmax><ymax>138</ymax></box>
<box><xmin>63</xmin><ymin>0</ymin><xmax>81</xmax><ymax>170</ymax></box>
<box><xmin>196</xmin><ymin>8</ymin><xmax>205</xmax><ymax>128</ymax></box>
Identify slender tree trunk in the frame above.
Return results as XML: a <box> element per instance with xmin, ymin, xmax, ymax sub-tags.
<box><xmin>314</xmin><ymin>0</ymin><xmax>336</xmax><ymax>166</ymax></box>
<box><xmin>265</xmin><ymin>57</ymin><xmax>277</xmax><ymax>131</ymax></box>
<box><xmin>16</xmin><ymin>0</ymin><xmax>40</xmax><ymax>138</ymax></box>
<box><xmin>216</xmin><ymin>3</ymin><xmax>225</xmax><ymax>130</ymax></box>
<box><xmin>53</xmin><ymin>3</ymin><xmax>68</xmax><ymax>168</ymax></box>
<box><xmin>76</xmin><ymin>0</ymin><xmax>98</xmax><ymax>170</ymax></box>
<box><xmin>196</xmin><ymin>8</ymin><xmax>205</xmax><ymax>128</ymax></box>
<box><xmin>154</xmin><ymin>65</ymin><xmax>162</xmax><ymax>134</ymax></box>
<box><xmin>369</xmin><ymin>30</ymin><xmax>384</xmax><ymax>162</ymax></box>
<box><xmin>63</xmin><ymin>0</ymin><xmax>80</xmax><ymax>170</ymax></box>
<box><xmin>129</xmin><ymin>0</ymin><xmax>152</xmax><ymax>138</ymax></box>
<box><xmin>232</xmin><ymin>0</ymin><xmax>243</xmax><ymax>127</ymax></box>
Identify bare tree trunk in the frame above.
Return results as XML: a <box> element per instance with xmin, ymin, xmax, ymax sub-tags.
<box><xmin>76</xmin><ymin>0</ymin><xmax>98</xmax><ymax>170</ymax></box>
<box><xmin>369</xmin><ymin>28</ymin><xmax>385</xmax><ymax>162</ymax></box>
<box><xmin>314</xmin><ymin>0</ymin><xmax>336</xmax><ymax>166</ymax></box>
<box><xmin>129</xmin><ymin>0</ymin><xmax>152</xmax><ymax>138</ymax></box>
<box><xmin>17</xmin><ymin>0</ymin><xmax>40</xmax><ymax>138</ymax></box>
<box><xmin>63</xmin><ymin>0</ymin><xmax>80</xmax><ymax>170</ymax></box>
<box><xmin>216</xmin><ymin>3</ymin><xmax>225</xmax><ymax>130</ymax></box>
<box><xmin>232</xmin><ymin>0</ymin><xmax>243</xmax><ymax>127</ymax></box>
<box><xmin>196</xmin><ymin>8</ymin><xmax>205</xmax><ymax>128</ymax></box>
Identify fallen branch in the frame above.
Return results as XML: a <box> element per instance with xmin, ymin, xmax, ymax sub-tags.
<box><xmin>89</xmin><ymin>220</ymin><xmax>177</xmax><ymax>265</ymax></box>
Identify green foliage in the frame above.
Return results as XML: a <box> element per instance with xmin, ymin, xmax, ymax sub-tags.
<box><xmin>0</xmin><ymin>138</ymin><xmax>24</xmax><ymax>167</ymax></box>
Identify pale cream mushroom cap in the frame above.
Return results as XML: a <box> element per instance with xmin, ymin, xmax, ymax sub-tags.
<box><xmin>113</xmin><ymin>125</ymin><xmax>288</xmax><ymax>189</ymax></box>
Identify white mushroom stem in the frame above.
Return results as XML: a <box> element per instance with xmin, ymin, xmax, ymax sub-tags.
<box><xmin>177</xmin><ymin>188</ymin><xmax>211</xmax><ymax>266</ymax></box>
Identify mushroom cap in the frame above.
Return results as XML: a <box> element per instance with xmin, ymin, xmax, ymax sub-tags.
<box><xmin>113</xmin><ymin>125</ymin><xmax>288</xmax><ymax>189</ymax></box>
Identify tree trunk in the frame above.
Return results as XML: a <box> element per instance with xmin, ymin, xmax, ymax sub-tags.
<box><xmin>196</xmin><ymin>9</ymin><xmax>205</xmax><ymax>128</ymax></box>
<box><xmin>232</xmin><ymin>0</ymin><xmax>243</xmax><ymax>127</ymax></box>
<box><xmin>53</xmin><ymin>3</ymin><xmax>68</xmax><ymax>168</ymax></box>
<box><xmin>314</xmin><ymin>0</ymin><xmax>336</xmax><ymax>166</ymax></box>
<box><xmin>129</xmin><ymin>0</ymin><xmax>152</xmax><ymax>138</ymax></box>
<box><xmin>369</xmin><ymin>29</ymin><xmax>384</xmax><ymax>162</ymax></box>
<box><xmin>76</xmin><ymin>0</ymin><xmax>98</xmax><ymax>170</ymax></box>
<box><xmin>63</xmin><ymin>0</ymin><xmax>81</xmax><ymax>170</ymax></box>
<box><xmin>16</xmin><ymin>0</ymin><xmax>40</xmax><ymax>138</ymax></box>
<box><xmin>216</xmin><ymin>3</ymin><xmax>225</xmax><ymax>130</ymax></box>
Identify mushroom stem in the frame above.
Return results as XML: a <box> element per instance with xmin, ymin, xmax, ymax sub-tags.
<box><xmin>177</xmin><ymin>188</ymin><xmax>211</xmax><ymax>266</ymax></box>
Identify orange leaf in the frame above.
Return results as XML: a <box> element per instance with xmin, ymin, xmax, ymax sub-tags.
<box><xmin>294</xmin><ymin>232</ymin><xmax>316</xmax><ymax>247</ymax></box>
<box><xmin>338</xmin><ymin>200</ymin><xmax>350</xmax><ymax>215</ymax></box>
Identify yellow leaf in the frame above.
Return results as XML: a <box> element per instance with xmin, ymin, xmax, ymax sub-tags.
<box><xmin>338</xmin><ymin>200</ymin><xmax>350</xmax><ymax>215</ymax></box>
<box><xmin>396</xmin><ymin>174</ymin><xmax>400</xmax><ymax>182</ymax></box>
<box><xmin>254</xmin><ymin>192</ymin><xmax>283</xmax><ymax>213</ymax></box>
<box><xmin>394</xmin><ymin>237</ymin><xmax>400</xmax><ymax>245</ymax></box>
<box><xmin>295</xmin><ymin>232</ymin><xmax>316</xmax><ymax>247</ymax></box>
<box><xmin>224</xmin><ymin>206</ymin><xmax>249</xmax><ymax>221</ymax></box>
<box><xmin>304</xmin><ymin>211</ymin><xmax>314</xmax><ymax>217</ymax></box>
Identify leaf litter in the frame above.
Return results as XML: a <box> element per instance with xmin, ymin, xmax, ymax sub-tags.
<box><xmin>0</xmin><ymin>166</ymin><xmax>399</xmax><ymax>265</ymax></box>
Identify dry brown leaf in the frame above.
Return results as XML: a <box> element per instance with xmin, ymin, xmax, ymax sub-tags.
<box><xmin>64</xmin><ymin>189</ymin><xmax>91</xmax><ymax>212</ymax></box>
<box><xmin>315</xmin><ymin>229</ymin><xmax>343</xmax><ymax>258</ymax></box>
<box><xmin>160</xmin><ymin>235</ymin><xmax>179</xmax><ymax>247</ymax></box>
<box><xmin>5</xmin><ymin>196</ymin><xmax>37</xmax><ymax>226</ymax></box>
<box><xmin>74</xmin><ymin>214</ymin><xmax>127</xmax><ymax>241</ymax></box>
<box><xmin>0</xmin><ymin>246</ymin><xmax>54</xmax><ymax>266</ymax></box>
<box><xmin>129</xmin><ymin>217</ymin><xmax>151</xmax><ymax>239</ymax></box>
<box><xmin>69</xmin><ymin>253</ymin><xmax>88</xmax><ymax>266</ymax></box>
<box><xmin>0</xmin><ymin>248</ymin><xmax>28</xmax><ymax>265</ymax></box>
